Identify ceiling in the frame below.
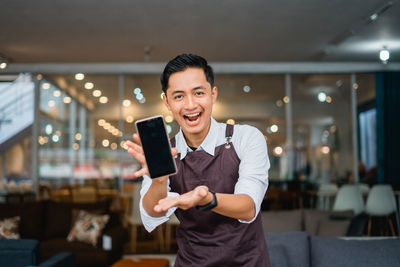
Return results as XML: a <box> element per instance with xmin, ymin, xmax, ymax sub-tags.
<box><xmin>0</xmin><ymin>0</ymin><xmax>388</xmax><ymax>149</ymax></box>
<box><xmin>0</xmin><ymin>0</ymin><xmax>399</xmax><ymax>63</ymax></box>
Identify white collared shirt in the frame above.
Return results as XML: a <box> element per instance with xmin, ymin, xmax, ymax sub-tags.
<box><xmin>140</xmin><ymin>117</ymin><xmax>270</xmax><ymax>232</ymax></box>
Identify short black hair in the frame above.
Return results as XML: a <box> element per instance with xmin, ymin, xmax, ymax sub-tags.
<box><xmin>160</xmin><ymin>54</ymin><xmax>214</xmax><ymax>93</ymax></box>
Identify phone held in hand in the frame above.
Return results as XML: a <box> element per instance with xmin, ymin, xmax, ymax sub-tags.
<box><xmin>135</xmin><ymin>115</ymin><xmax>177</xmax><ymax>178</ymax></box>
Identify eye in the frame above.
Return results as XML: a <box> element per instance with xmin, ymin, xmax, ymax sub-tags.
<box><xmin>195</xmin><ymin>91</ymin><xmax>204</xmax><ymax>96</ymax></box>
<box><xmin>174</xmin><ymin>94</ymin><xmax>183</xmax><ymax>100</ymax></box>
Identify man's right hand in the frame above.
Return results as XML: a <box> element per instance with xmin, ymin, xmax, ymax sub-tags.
<box><xmin>126</xmin><ymin>133</ymin><xmax>177</xmax><ymax>183</ymax></box>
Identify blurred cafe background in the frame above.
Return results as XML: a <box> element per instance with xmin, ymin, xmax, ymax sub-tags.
<box><xmin>0</xmin><ymin>0</ymin><xmax>400</xmax><ymax>261</ymax></box>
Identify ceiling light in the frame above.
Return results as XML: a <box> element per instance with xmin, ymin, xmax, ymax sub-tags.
<box><xmin>276</xmin><ymin>100</ymin><xmax>283</xmax><ymax>107</ymax></box>
<box><xmin>75</xmin><ymin>73</ymin><xmax>85</xmax><ymax>80</ymax></box>
<box><xmin>42</xmin><ymin>83</ymin><xmax>51</xmax><ymax>90</ymax></box>
<box><xmin>226</xmin><ymin>119</ymin><xmax>235</xmax><ymax>125</ymax></box>
<box><xmin>136</xmin><ymin>93</ymin><xmax>144</xmax><ymax>101</ymax></box>
<box><xmin>134</xmin><ymin>88</ymin><xmax>141</xmax><ymax>95</ymax></box>
<box><xmin>63</xmin><ymin>96</ymin><xmax>72</xmax><ymax>104</ymax></box>
<box><xmin>139</xmin><ymin>97</ymin><xmax>146</xmax><ymax>104</ymax></box>
<box><xmin>243</xmin><ymin>85</ymin><xmax>251</xmax><ymax>93</ymax></box>
<box><xmin>122</xmin><ymin>99</ymin><xmax>131</xmax><ymax>107</ymax></box>
<box><xmin>370</xmin><ymin>13</ymin><xmax>378</xmax><ymax>21</ymax></box>
<box><xmin>99</xmin><ymin>96</ymin><xmax>108</xmax><ymax>104</ymax></box>
<box><xmin>73</xmin><ymin>143</ymin><xmax>79</xmax><ymax>150</ymax></box>
<box><xmin>379</xmin><ymin>47</ymin><xmax>390</xmax><ymax>63</ymax></box>
<box><xmin>165</xmin><ymin>115</ymin><xmax>173</xmax><ymax>123</ymax></box>
<box><xmin>93</xmin><ymin>90</ymin><xmax>101</xmax><ymax>97</ymax></box>
<box><xmin>98</xmin><ymin>119</ymin><xmax>105</xmax><ymax>126</ymax></box>
<box><xmin>45</xmin><ymin>124</ymin><xmax>53</xmax><ymax>135</ymax></box>
<box><xmin>270</xmin><ymin>124</ymin><xmax>278</xmax><ymax>133</ymax></box>
<box><xmin>318</xmin><ymin>92</ymin><xmax>327</xmax><ymax>102</ymax></box>
<box><xmin>52</xmin><ymin>134</ymin><xmax>60</xmax><ymax>143</ymax></box>
<box><xmin>326</xmin><ymin>96</ymin><xmax>332</xmax><ymax>103</ymax></box>
<box><xmin>283</xmin><ymin>96</ymin><xmax>290</xmax><ymax>103</ymax></box>
<box><xmin>273</xmin><ymin>146</ymin><xmax>283</xmax><ymax>157</ymax></box>
<box><xmin>0</xmin><ymin>55</ymin><xmax>8</xmax><ymax>69</ymax></box>
<box><xmin>75</xmin><ymin>133</ymin><xmax>82</xmax><ymax>140</ymax></box>
<box><xmin>110</xmin><ymin>143</ymin><xmax>118</xmax><ymax>150</ymax></box>
<box><xmin>126</xmin><ymin>115</ymin><xmax>134</xmax><ymax>123</ymax></box>
<box><xmin>0</xmin><ymin>61</ymin><xmax>7</xmax><ymax>69</ymax></box>
<box><xmin>84</xmin><ymin>82</ymin><xmax>94</xmax><ymax>90</ymax></box>
<box><xmin>48</xmin><ymin>100</ymin><xmax>55</xmax><ymax>108</ymax></box>
<box><xmin>53</xmin><ymin>90</ymin><xmax>61</xmax><ymax>97</ymax></box>
<box><xmin>102</xmin><ymin>139</ymin><xmax>110</xmax><ymax>147</ymax></box>
<box><xmin>321</xmin><ymin>146</ymin><xmax>330</xmax><ymax>154</ymax></box>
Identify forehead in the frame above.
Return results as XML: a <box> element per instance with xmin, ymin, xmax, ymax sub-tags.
<box><xmin>167</xmin><ymin>68</ymin><xmax>210</xmax><ymax>91</ymax></box>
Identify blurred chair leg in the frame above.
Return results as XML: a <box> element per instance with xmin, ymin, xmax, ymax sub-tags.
<box><xmin>165</xmin><ymin>223</ymin><xmax>172</xmax><ymax>252</ymax></box>
<box><xmin>157</xmin><ymin>225</ymin><xmax>165</xmax><ymax>252</ymax></box>
<box><xmin>389</xmin><ymin>217</ymin><xmax>396</xmax><ymax>236</ymax></box>
<box><xmin>367</xmin><ymin>217</ymin><xmax>372</xmax><ymax>236</ymax></box>
<box><xmin>130</xmin><ymin>225</ymin><xmax>137</xmax><ymax>253</ymax></box>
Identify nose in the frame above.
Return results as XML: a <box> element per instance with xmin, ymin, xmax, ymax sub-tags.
<box><xmin>185</xmin><ymin>95</ymin><xmax>197</xmax><ymax>110</ymax></box>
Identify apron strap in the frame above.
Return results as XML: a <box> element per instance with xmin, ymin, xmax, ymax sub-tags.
<box><xmin>170</xmin><ymin>136</ymin><xmax>176</xmax><ymax>147</ymax></box>
<box><xmin>225</xmin><ymin>124</ymin><xmax>234</xmax><ymax>138</ymax></box>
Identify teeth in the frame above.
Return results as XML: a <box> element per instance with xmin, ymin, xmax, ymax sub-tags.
<box><xmin>185</xmin><ymin>113</ymin><xmax>200</xmax><ymax>117</ymax></box>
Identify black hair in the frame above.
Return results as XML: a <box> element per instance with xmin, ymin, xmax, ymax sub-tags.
<box><xmin>160</xmin><ymin>54</ymin><xmax>214</xmax><ymax>93</ymax></box>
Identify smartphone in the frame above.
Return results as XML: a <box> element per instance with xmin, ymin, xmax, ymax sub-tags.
<box><xmin>135</xmin><ymin>115</ymin><xmax>177</xmax><ymax>178</ymax></box>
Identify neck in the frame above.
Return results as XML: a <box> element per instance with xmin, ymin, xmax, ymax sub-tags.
<box><xmin>183</xmin><ymin>119</ymin><xmax>211</xmax><ymax>148</ymax></box>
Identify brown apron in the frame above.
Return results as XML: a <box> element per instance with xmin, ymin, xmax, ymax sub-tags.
<box><xmin>169</xmin><ymin>124</ymin><xmax>271</xmax><ymax>267</ymax></box>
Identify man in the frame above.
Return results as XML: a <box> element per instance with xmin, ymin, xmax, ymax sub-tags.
<box><xmin>127</xmin><ymin>54</ymin><xmax>270</xmax><ymax>266</ymax></box>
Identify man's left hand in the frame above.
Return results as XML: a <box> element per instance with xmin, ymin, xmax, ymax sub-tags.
<box><xmin>154</xmin><ymin>185</ymin><xmax>212</xmax><ymax>212</ymax></box>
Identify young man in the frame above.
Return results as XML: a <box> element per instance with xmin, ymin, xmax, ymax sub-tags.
<box><xmin>127</xmin><ymin>54</ymin><xmax>271</xmax><ymax>266</ymax></box>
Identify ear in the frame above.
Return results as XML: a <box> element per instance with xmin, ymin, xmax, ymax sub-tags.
<box><xmin>162</xmin><ymin>92</ymin><xmax>171</xmax><ymax>110</ymax></box>
<box><xmin>212</xmin><ymin>86</ymin><xmax>218</xmax><ymax>104</ymax></box>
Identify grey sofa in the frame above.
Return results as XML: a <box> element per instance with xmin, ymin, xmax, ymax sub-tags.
<box><xmin>0</xmin><ymin>239</ymin><xmax>76</xmax><ymax>267</ymax></box>
<box><xmin>266</xmin><ymin>231</ymin><xmax>400</xmax><ymax>267</ymax></box>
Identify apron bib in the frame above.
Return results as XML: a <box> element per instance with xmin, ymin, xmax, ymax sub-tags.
<box><xmin>169</xmin><ymin>124</ymin><xmax>271</xmax><ymax>267</ymax></box>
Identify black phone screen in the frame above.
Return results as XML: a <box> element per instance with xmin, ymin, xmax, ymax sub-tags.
<box><xmin>136</xmin><ymin>116</ymin><xmax>177</xmax><ymax>178</ymax></box>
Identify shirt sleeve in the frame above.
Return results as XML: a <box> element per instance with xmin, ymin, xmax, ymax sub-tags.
<box><xmin>233</xmin><ymin>125</ymin><xmax>270</xmax><ymax>223</ymax></box>
<box><xmin>139</xmin><ymin>175</ymin><xmax>179</xmax><ymax>232</ymax></box>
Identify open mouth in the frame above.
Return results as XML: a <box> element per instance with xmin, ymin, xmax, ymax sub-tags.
<box><xmin>184</xmin><ymin>112</ymin><xmax>201</xmax><ymax>122</ymax></box>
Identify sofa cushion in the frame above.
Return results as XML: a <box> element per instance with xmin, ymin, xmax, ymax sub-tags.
<box><xmin>0</xmin><ymin>216</ymin><xmax>20</xmax><ymax>239</ymax></box>
<box><xmin>265</xmin><ymin>232</ymin><xmax>310</xmax><ymax>267</ymax></box>
<box><xmin>40</xmin><ymin>239</ymin><xmax>111</xmax><ymax>267</ymax></box>
<box><xmin>261</xmin><ymin>210</ymin><xmax>303</xmax><ymax>233</ymax></box>
<box><xmin>0</xmin><ymin>202</ymin><xmax>45</xmax><ymax>240</ymax></box>
<box><xmin>44</xmin><ymin>200</ymin><xmax>111</xmax><ymax>240</ymax></box>
<box><xmin>0</xmin><ymin>239</ymin><xmax>39</xmax><ymax>267</ymax></box>
<box><xmin>317</xmin><ymin>219</ymin><xmax>351</xmax><ymax>237</ymax></box>
<box><xmin>67</xmin><ymin>210</ymin><xmax>109</xmax><ymax>246</ymax></box>
<box><xmin>310</xmin><ymin>236</ymin><xmax>400</xmax><ymax>267</ymax></box>
<box><xmin>304</xmin><ymin>209</ymin><xmax>352</xmax><ymax>236</ymax></box>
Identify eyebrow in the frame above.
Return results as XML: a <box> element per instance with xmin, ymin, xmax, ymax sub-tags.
<box><xmin>170</xmin><ymin>86</ymin><xmax>206</xmax><ymax>95</ymax></box>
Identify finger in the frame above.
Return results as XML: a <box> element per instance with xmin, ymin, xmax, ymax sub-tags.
<box><xmin>171</xmin><ymin>147</ymin><xmax>178</xmax><ymax>157</ymax></box>
<box><xmin>154</xmin><ymin>197</ymin><xmax>179</xmax><ymax>212</ymax></box>
<box><xmin>127</xmin><ymin>147</ymin><xmax>146</xmax><ymax>164</ymax></box>
<box><xmin>133</xmin><ymin>168</ymin><xmax>148</xmax><ymax>178</ymax></box>
<box><xmin>133</xmin><ymin>133</ymin><xmax>142</xmax><ymax>145</ymax></box>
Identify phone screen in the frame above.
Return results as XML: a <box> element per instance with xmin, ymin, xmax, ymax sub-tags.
<box><xmin>135</xmin><ymin>116</ymin><xmax>177</xmax><ymax>178</ymax></box>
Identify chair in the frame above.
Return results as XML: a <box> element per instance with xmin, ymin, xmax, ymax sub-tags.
<box><xmin>71</xmin><ymin>185</ymin><xmax>98</xmax><ymax>203</ymax></box>
<box><xmin>127</xmin><ymin>181</ymin><xmax>164</xmax><ymax>253</ymax></box>
<box><xmin>317</xmin><ymin>183</ymin><xmax>338</xmax><ymax>210</ymax></box>
<box><xmin>333</xmin><ymin>184</ymin><xmax>364</xmax><ymax>216</ymax></box>
<box><xmin>165</xmin><ymin>213</ymin><xmax>180</xmax><ymax>252</ymax></box>
<box><xmin>356</xmin><ymin>183</ymin><xmax>370</xmax><ymax>196</ymax></box>
<box><xmin>365</xmin><ymin>184</ymin><xmax>397</xmax><ymax>236</ymax></box>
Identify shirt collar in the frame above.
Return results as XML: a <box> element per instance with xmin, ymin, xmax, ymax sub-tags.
<box><xmin>176</xmin><ymin>117</ymin><xmax>219</xmax><ymax>160</ymax></box>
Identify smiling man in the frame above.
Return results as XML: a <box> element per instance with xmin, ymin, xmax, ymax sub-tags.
<box><xmin>127</xmin><ymin>54</ymin><xmax>271</xmax><ymax>266</ymax></box>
